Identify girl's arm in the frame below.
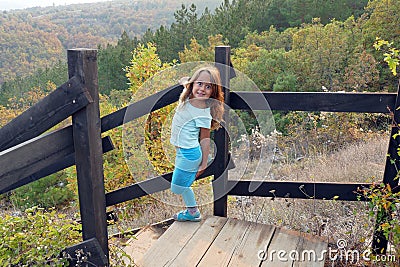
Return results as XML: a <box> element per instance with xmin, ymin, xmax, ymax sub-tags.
<box><xmin>196</xmin><ymin>127</ymin><xmax>211</xmax><ymax>178</ymax></box>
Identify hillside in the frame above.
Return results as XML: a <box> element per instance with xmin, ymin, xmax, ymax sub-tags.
<box><xmin>0</xmin><ymin>0</ymin><xmax>220</xmax><ymax>84</ymax></box>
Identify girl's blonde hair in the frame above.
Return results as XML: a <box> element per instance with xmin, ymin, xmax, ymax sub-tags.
<box><xmin>178</xmin><ymin>66</ymin><xmax>224</xmax><ymax>130</ymax></box>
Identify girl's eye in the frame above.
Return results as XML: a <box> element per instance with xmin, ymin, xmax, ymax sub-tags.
<box><xmin>197</xmin><ymin>82</ymin><xmax>203</xmax><ymax>86</ymax></box>
<box><xmin>205</xmin><ymin>85</ymin><xmax>212</xmax><ymax>90</ymax></box>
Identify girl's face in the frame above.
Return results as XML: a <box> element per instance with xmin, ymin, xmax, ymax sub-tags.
<box><xmin>190</xmin><ymin>71</ymin><xmax>213</xmax><ymax>100</ymax></box>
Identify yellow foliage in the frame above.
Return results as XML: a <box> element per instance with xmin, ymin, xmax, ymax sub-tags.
<box><xmin>179</xmin><ymin>35</ymin><xmax>226</xmax><ymax>63</ymax></box>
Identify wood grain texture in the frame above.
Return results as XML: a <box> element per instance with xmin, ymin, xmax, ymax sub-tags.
<box><xmin>169</xmin><ymin>216</ymin><xmax>228</xmax><ymax>266</ymax></box>
<box><xmin>0</xmin><ymin>136</ymin><xmax>113</xmax><ymax>194</ymax></box>
<box><xmin>68</xmin><ymin>48</ymin><xmax>109</xmax><ymax>262</ymax></box>
<box><xmin>140</xmin><ymin>219</ymin><xmax>204</xmax><ymax>266</ymax></box>
<box><xmin>139</xmin><ymin>216</ymin><xmax>328</xmax><ymax>267</ymax></box>
<box><xmin>197</xmin><ymin>218</ymin><xmax>251</xmax><ymax>267</ymax></box>
<box><xmin>0</xmin><ymin>76</ymin><xmax>91</xmax><ymax>152</ymax></box>
<box><xmin>0</xmin><ymin>126</ymin><xmax>74</xmax><ymax>192</ymax></box>
<box><xmin>228</xmin><ymin>222</ymin><xmax>275</xmax><ymax>267</ymax></box>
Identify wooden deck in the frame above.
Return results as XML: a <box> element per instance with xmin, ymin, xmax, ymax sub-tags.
<box><xmin>126</xmin><ymin>216</ymin><xmax>328</xmax><ymax>266</ymax></box>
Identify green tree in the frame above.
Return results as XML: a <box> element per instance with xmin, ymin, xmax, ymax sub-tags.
<box><xmin>0</xmin><ymin>61</ymin><xmax>67</xmax><ymax>106</ymax></box>
<box><xmin>98</xmin><ymin>31</ymin><xmax>138</xmax><ymax>95</ymax></box>
<box><xmin>273</xmin><ymin>72</ymin><xmax>298</xmax><ymax>92</ymax></box>
<box><xmin>240</xmin><ymin>26</ymin><xmax>296</xmax><ymax>51</ymax></box>
<box><xmin>362</xmin><ymin>0</ymin><xmax>400</xmax><ymax>90</ymax></box>
<box><xmin>288</xmin><ymin>19</ymin><xmax>349</xmax><ymax>91</ymax></box>
<box><xmin>246</xmin><ymin>48</ymin><xmax>291</xmax><ymax>91</ymax></box>
<box><xmin>363</xmin><ymin>0</ymin><xmax>400</xmax><ymax>48</ymax></box>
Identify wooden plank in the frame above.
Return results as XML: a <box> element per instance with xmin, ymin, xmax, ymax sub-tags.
<box><xmin>168</xmin><ymin>216</ymin><xmax>228</xmax><ymax>266</ymax></box>
<box><xmin>198</xmin><ymin>218</ymin><xmax>251</xmax><ymax>266</ymax></box>
<box><xmin>62</xmin><ymin>237</ymin><xmax>108</xmax><ymax>266</ymax></box>
<box><xmin>105</xmin><ymin>158</ymin><xmax>219</xmax><ymax>207</ymax></box>
<box><xmin>0</xmin><ymin>76</ymin><xmax>92</xmax><ymax>152</ymax></box>
<box><xmin>0</xmin><ymin>126</ymin><xmax>74</xmax><ymax>193</ymax></box>
<box><xmin>68</xmin><ymin>49</ymin><xmax>108</xmax><ymax>262</ymax></box>
<box><xmin>123</xmin><ymin>225</ymin><xmax>167</xmax><ymax>265</ymax></box>
<box><xmin>228</xmin><ymin>222</ymin><xmax>276</xmax><ymax>267</ymax></box>
<box><xmin>293</xmin><ymin>233</ymin><xmax>328</xmax><ymax>267</ymax></box>
<box><xmin>140</xmin><ymin>219</ymin><xmax>204</xmax><ymax>266</ymax></box>
<box><xmin>228</xmin><ymin>180</ymin><xmax>371</xmax><ymax>201</ymax></box>
<box><xmin>0</xmin><ymin>136</ymin><xmax>114</xmax><ymax>194</ymax></box>
<box><xmin>105</xmin><ymin>172</ymin><xmax>172</xmax><ymax>207</ymax></box>
<box><xmin>213</xmin><ymin>46</ymin><xmax>231</xmax><ymax>217</ymax></box>
<box><xmin>260</xmin><ymin>227</ymin><xmax>302</xmax><ymax>267</ymax></box>
<box><xmin>100</xmin><ymin>84</ymin><xmax>182</xmax><ymax>132</ymax></box>
<box><xmin>230</xmin><ymin>91</ymin><xmax>396</xmax><ymax>113</ymax></box>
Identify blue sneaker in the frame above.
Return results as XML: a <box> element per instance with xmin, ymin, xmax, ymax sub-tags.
<box><xmin>173</xmin><ymin>209</ymin><xmax>202</xmax><ymax>222</ymax></box>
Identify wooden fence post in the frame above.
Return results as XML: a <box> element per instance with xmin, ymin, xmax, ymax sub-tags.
<box><xmin>67</xmin><ymin>49</ymin><xmax>109</xmax><ymax>264</ymax></box>
<box><xmin>213</xmin><ymin>46</ymin><xmax>231</xmax><ymax>217</ymax></box>
<box><xmin>372</xmin><ymin>84</ymin><xmax>400</xmax><ymax>254</ymax></box>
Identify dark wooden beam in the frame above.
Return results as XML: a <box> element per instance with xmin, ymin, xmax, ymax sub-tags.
<box><xmin>101</xmin><ymin>84</ymin><xmax>182</xmax><ymax>132</ymax></box>
<box><xmin>0</xmin><ymin>127</ymin><xmax>74</xmax><ymax>193</ymax></box>
<box><xmin>0</xmin><ymin>76</ymin><xmax>91</xmax><ymax>152</ymax></box>
<box><xmin>0</xmin><ymin>136</ymin><xmax>114</xmax><ymax>195</ymax></box>
<box><xmin>105</xmin><ymin>159</ymin><xmax>219</xmax><ymax>207</ymax></box>
<box><xmin>62</xmin><ymin>238</ymin><xmax>108</xmax><ymax>266</ymax></box>
<box><xmin>227</xmin><ymin>180</ymin><xmax>371</xmax><ymax>201</ymax></box>
<box><xmin>213</xmin><ymin>46</ymin><xmax>231</xmax><ymax>217</ymax></box>
<box><xmin>230</xmin><ymin>91</ymin><xmax>396</xmax><ymax>113</ymax></box>
<box><xmin>68</xmin><ymin>49</ymin><xmax>108</xmax><ymax>264</ymax></box>
<box><xmin>106</xmin><ymin>173</ymin><xmax>172</xmax><ymax>207</ymax></box>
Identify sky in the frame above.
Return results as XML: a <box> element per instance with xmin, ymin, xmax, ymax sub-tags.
<box><xmin>0</xmin><ymin>0</ymin><xmax>111</xmax><ymax>11</ymax></box>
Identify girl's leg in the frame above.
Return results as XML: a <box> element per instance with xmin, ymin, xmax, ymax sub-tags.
<box><xmin>171</xmin><ymin>147</ymin><xmax>202</xmax><ymax>220</ymax></box>
<box><xmin>171</xmin><ymin>169</ymin><xmax>197</xmax><ymax>207</ymax></box>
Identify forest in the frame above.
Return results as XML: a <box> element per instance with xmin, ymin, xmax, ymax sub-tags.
<box><xmin>0</xmin><ymin>0</ymin><xmax>220</xmax><ymax>85</ymax></box>
<box><xmin>0</xmin><ymin>0</ymin><xmax>400</xmax><ymax>265</ymax></box>
<box><xmin>2</xmin><ymin>0</ymin><xmax>398</xmax><ymax>108</ymax></box>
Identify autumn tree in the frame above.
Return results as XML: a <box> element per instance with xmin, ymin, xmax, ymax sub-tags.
<box><xmin>343</xmin><ymin>50</ymin><xmax>380</xmax><ymax>92</ymax></box>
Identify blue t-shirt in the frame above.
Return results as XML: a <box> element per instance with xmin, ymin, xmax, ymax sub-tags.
<box><xmin>170</xmin><ymin>101</ymin><xmax>212</xmax><ymax>149</ymax></box>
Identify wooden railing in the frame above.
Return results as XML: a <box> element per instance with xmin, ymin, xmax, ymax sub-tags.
<box><xmin>0</xmin><ymin>46</ymin><xmax>398</xmax><ymax>265</ymax></box>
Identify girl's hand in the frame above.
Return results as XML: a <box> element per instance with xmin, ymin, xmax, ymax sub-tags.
<box><xmin>179</xmin><ymin>76</ymin><xmax>190</xmax><ymax>85</ymax></box>
<box><xmin>197</xmin><ymin>128</ymin><xmax>210</xmax><ymax>178</ymax></box>
<box><xmin>196</xmin><ymin>163</ymin><xmax>207</xmax><ymax>178</ymax></box>
<box><xmin>196</xmin><ymin>169</ymin><xmax>204</xmax><ymax>178</ymax></box>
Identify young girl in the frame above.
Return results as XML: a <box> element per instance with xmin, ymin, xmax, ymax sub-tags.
<box><xmin>170</xmin><ymin>66</ymin><xmax>224</xmax><ymax>221</ymax></box>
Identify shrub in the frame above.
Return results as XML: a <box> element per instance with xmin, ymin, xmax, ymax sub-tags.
<box><xmin>0</xmin><ymin>207</ymin><xmax>81</xmax><ymax>266</ymax></box>
<box><xmin>10</xmin><ymin>172</ymin><xmax>74</xmax><ymax>210</ymax></box>
<box><xmin>359</xmin><ymin>183</ymin><xmax>400</xmax><ymax>260</ymax></box>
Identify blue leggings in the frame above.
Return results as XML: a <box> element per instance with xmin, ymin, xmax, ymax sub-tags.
<box><xmin>171</xmin><ymin>146</ymin><xmax>202</xmax><ymax>207</ymax></box>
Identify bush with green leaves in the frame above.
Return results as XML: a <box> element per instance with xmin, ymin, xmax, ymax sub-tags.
<box><xmin>10</xmin><ymin>172</ymin><xmax>74</xmax><ymax>210</ymax></box>
<box><xmin>0</xmin><ymin>207</ymin><xmax>81</xmax><ymax>266</ymax></box>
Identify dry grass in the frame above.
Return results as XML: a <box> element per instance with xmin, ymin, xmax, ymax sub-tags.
<box><xmin>269</xmin><ymin>136</ymin><xmax>387</xmax><ymax>183</ymax></box>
